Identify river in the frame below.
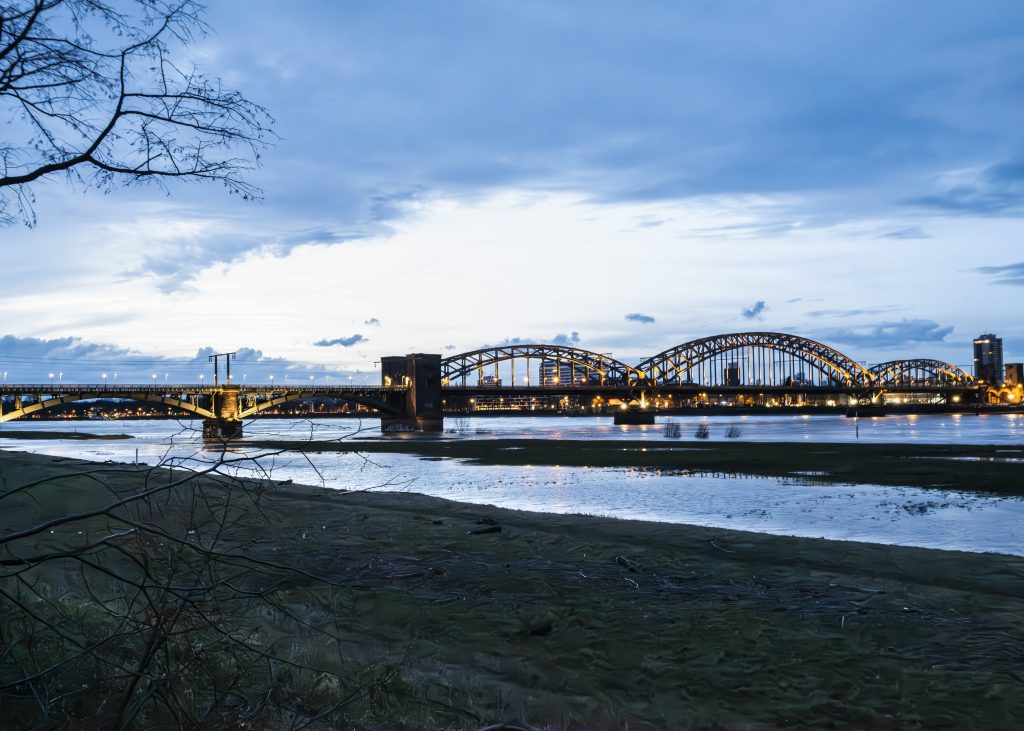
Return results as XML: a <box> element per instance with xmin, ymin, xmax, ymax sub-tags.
<box><xmin>1</xmin><ymin>414</ymin><xmax>1022</xmax><ymax>556</ymax></box>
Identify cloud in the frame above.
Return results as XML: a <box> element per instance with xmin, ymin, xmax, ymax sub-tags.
<box><xmin>740</xmin><ymin>301</ymin><xmax>767</xmax><ymax>320</ymax></box>
<box><xmin>0</xmin><ymin>335</ymin><xmax>292</xmax><ymax>382</ymax></box>
<box><xmin>364</xmin><ymin>317</ymin><xmax>381</xmax><ymax>326</ymax></box>
<box><xmin>486</xmin><ymin>332</ymin><xmax>583</xmax><ymax>348</ymax></box>
<box><xmin>313</xmin><ymin>335</ymin><xmax>367</xmax><ymax>347</ymax></box>
<box><xmin>909</xmin><ymin>161</ymin><xmax>1024</xmax><ymax>216</ymax></box>
<box><xmin>875</xmin><ymin>226</ymin><xmax>930</xmax><ymax>240</ymax></box>
<box><xmin>625</xmin><ymin>313</ymin><xmax>655</xmax><ymax>324</ymax></box>
<box><xmin>815</xmin><ymin>319</ymin><xmax>954</xmax><ymax>349</ymax></box>
<box><xmin>975</xmin><ymin>261</ymin><xmax>1024</xmax><ymax>287</ymax></box>
<box><xmin>807</xmin><ymin>306</ymin><xmax>900</xmax><ymax>318</ymax></box>
<box><xmin>551</xmin><ymin>331</ymin><xmax>582</xmax><ymax>347</ymax></box>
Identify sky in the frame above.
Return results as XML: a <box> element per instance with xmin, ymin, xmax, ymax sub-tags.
<box><xmin>2</xmin><ymin>0</ymin><xmax>1024</xmax><ymax>382</ymax></box>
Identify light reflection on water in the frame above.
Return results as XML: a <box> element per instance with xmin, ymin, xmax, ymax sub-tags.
<box><xmin>1</xmin><ymin>417</ymin><xmax>1022</xmax><ymax>556</ymax></box>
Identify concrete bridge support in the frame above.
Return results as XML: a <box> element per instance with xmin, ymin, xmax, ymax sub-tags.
<box><xmin>380</xmin><ymin>354</ymin><xmax>443</xmax><ymax>432</ymax></box>
<box><xmin>202</xmin><ymin>384</ymin><xmax>243</xmax><ymax>439</ymax></box>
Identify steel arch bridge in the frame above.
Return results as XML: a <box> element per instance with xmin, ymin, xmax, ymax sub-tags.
<box><xmin>441</xmin><ymin>345</ymin><xmax>641</xmax><ymax>387</ymax></box>
<box><xmin>868</xmin><ymin>359</ymin><xmax>973</xmax><ymax>387</ymax></box>
<box><xmin>633</xmin><ymin>332</ymin><xmax>873</xmax><ymax>388</ymax></box>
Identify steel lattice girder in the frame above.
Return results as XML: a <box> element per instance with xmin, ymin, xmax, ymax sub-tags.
<box><xmin>440</xmin><ymin>345</ymin><xmax>641</xmax><ymax>385</ymax></box>
<box><xmin>633</xmin><ymin>332</ymin><xmax>874</xmax><ymax>386</ymax></box>
<box><xmin>868</xmin><ymin>359</ymin><xmax>973</xmax><ymax>385</ymax></box>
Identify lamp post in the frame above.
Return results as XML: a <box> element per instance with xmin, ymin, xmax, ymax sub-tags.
<box><xmin>102</xmin><ymin>373</ymin><xmax>107</xmax><ymax>387</ymax></box>
<box><xmin>49</xmin><ymin>372</ymin><xmax>54</xmax><ymax>386</ymax></box>
<box><xmin>58</xmin><ymin>372</ymin><xmax>62</xmax><ymax>385</ymax></box>
<box><xmin>113</xmin><ymin>372</ymin><xmax>118</xmax><ymax>385</ymax></box>
<box><xmin>164</xmin><ymin>372</ymin><xmax>168</xmax><ymax>385</ymax></box>
<box><xmin>3</xmin><ymin>371</ymin><xmax>7</xmax><ymax>385</ymax></box>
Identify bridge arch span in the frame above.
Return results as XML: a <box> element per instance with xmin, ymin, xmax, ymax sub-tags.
<box><xmin>635</xmin><ymin>332</ymin><xmax>873</xmax><ymax>387</ymax></box>
<box><xmin>868</xmin><ymin>359</ymin><xmax>973</xmax><ymax>387</ymax></box>
<box><xmin>0</xmin><ymin>392</ymin><xmax>215</xmax><ymax>423</ymax></box>
<box><xmin>441</xmin><ymin>345</ymin><xmax>641</xmax><ymax>386</ymax></box>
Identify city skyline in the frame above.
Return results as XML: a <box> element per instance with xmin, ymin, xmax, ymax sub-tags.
<box><xmin>3</xmin><ymin>1</ymin><xmax>1024</xmax><ymax>379</ymax></box>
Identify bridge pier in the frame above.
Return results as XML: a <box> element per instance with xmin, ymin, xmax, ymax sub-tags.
<box><xmin>613</xmin><ymin>409</ymin><xmax>656</xmax><ymax>425</ymax></box>
<box><xmin>202</xmin><ymin>384</ymin><xmax>243</xmax><ymax>439</ymax></box>
<box><xmin>380</xmin><ymin>354</ymin><xmax>443</xmax><ymax>433</ymax></box>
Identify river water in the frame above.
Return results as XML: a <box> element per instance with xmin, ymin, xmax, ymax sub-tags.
<box><xmin>1</xmin><ymin>414</ymin><xmax>1022</xmax><ymax>556</ymax></box>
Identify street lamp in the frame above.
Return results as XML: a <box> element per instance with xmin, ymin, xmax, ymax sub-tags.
<box><xmin>113</xmin><ymin>372</ymin><xmax>118</xmax><ymax>385</ymax></box>
<box><xmin>151</xmin><ymin>373</ymin><xmax>157</xmax><ymax>385</ymax></box>
<box><xmin>199</xmin><ymin>373</ymin><xmax>204</xmax><ymax>385</ymax></box>
<box><xmin>269</xmin><ymin>374</ymin><xmax>275</xmax><ymax>387</ymax></box>
<box><xmin>58</xmin><ymin>372</ymin><xmax>62</xmax><ymax>385</ymax></box>
<box><xmin>102</xmin><ymin>373</ymin><xmax>107</xmax><ymax>386</ymax></box>
<box><xmin>49</xmin><ymin>372</ymin><xmax>54</xmax><ymax>386</ymax></box>
<box><xmin>164</xmin><ymin>372</ymin><xmax>168</xmax><ymax>384</ymax></box>
<box><xmin>2</xmin><ymin>371</ymin><xmax>7</xmax><ymax>385</ymax></box>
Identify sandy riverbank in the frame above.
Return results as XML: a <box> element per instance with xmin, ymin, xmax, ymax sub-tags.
<box><xmin>1</xmin><ymin>448</ymin><xmax>1022</xmax><ymax>729</ymax></box>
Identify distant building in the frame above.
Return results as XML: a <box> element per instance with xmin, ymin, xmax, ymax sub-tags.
<box><xmin>479</xmin><ymin>374</ymin><xmax>502</xmax><ymax>387</ymax></box>
<box><xmin>1006</xmin><ymin>363</ymin><xmax>1024</xmax><ymax>387</ymax></box>
<box><xmin>538</xmin><ymin>359</ymin><xmax>596</xmax><ymax>385</ymax></box>
<box><xmin>973</xmin><ymin>333</ymin><xmax>1004</xmax><ymax>385</ymax></box>
<box><xmin>539</xmin><ymin>359</ymin><xmax>573</xmax><ymax>385</ymax></box>
<box><xmin>723</xmin><ymin>362</ymin><xmax>741</xmax><ymax>386</ymax></box>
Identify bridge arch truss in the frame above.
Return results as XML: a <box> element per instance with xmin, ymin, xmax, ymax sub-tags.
<box><xmin>635</xmin><ymin>332</ymin><xmax>873</xmax><ymax>388</ymax></box>
<box><xmin>0</xmin><ymin>391</ymin><xmax>216</xmax><ymax>423</ymax></box>
<box><xmin>868</xmin><ymin>359</ymin><xmax>973</xmax><ymax>388</ymax></box>
<box><xmin>441</xmin><ymin>345</ymin><xmax>641</xmax><ymax>387</ymax></box>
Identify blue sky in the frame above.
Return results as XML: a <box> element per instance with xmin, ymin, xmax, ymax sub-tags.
<box><xmin>2</xmin><ymin>0</ymin><xmax>1023</xmax><ymax>381</ymax></box>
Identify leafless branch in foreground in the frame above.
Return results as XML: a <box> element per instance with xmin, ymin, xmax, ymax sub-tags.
<box><xmin>0</xmin><ymin>0</ymin><xmax>272</xmax><ymax>225</ymax></box>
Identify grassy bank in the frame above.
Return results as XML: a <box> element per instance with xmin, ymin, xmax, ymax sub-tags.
<box><xmin>1</xmin><ymin>448</ymin><xmax>1023</xmax><ymax>729</ymax></box>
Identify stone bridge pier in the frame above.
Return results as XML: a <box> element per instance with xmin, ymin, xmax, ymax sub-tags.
<box><xmin>380</xmin><ymin>353</ymin><xmax>443</xmax><ymax>433</ymax></box>
<box><xmin>202</xmin><ymin>384</ymin><xmax>243</xmax><ymax>439</ymax></box>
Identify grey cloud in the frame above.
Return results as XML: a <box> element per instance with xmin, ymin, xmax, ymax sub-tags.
<box><xmin>486</xmin><ymin>332</ymin><xmax>582</xmax><ymax>348</ymax></box>
<box><xmin>551</xmin><ymin>331</ymin><xmax>582</xmax><ymax>347</ymax></box>
<box><xmin>625</xmin><ymin>313</ymin><xmax>655</xmax><ymax>324</ymax></box>
<box><xmin>975</xmin><ymin>261</ymin><xmax>1024</xmax><ymax>287</ymax></box>
<box><xmin>909</xmin><ymin>161</ymin><xmax>1024</xmax><ymax>216</ymax></box>
<box><xmin>876</xmin><ymin>226</ymin><xmax>930</xmax><ymax>240</ymax></box>
<box><xmin>364</xmin><ymin>318</ymin><xmax>382</xmax><ymax>326</ymax></box>
<box><xmin>314</xmin><ymin>335</ymin><xmax>367</xmax><ymax>347</ymax></box>
<box><xmin>740</xmin><ymin>301</ymin><xmax>767</xmax><ymax>320</ymax></box>
<box><xmin>815</xmin><ymin>319</ymin><xmax>954</xmax><ymax>349</ymax></box>
<box><xmin>807</xmin><ymin>306</ymin><xmax>900</xmax><ymax>318</ymax></box>
<box><xmin>0</xmin><ymin>335</ymin><xmax>293</xmax><ymax>382</ymax></box>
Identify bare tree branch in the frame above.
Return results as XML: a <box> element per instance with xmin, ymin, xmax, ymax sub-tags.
<box><xmin>0</xmin><ymin>0</ymin><xmax>272</xmax><ymax>226</ymax></box>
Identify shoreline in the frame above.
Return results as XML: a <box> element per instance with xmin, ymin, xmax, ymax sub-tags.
<box><xmin>2</xmin><ymin>448</ymin><xmax>1023</xmax><ymax>727</ymax></box>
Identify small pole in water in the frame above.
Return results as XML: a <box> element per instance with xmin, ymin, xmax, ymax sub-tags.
<box><xmin>135</xmin><ymin>448</ymin><xmax>138</xmax><ymax>465</ymax></box>
<box><xmin>855</xmin><ymin>417</ymin><xmax>859</xmax><ymax>439</ymax></box>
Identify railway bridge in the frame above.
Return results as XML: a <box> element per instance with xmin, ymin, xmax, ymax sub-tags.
<box><xmin>0</xmin><ymin>332</ymin><xmax>986</xmax><ymax>436</ymax></box>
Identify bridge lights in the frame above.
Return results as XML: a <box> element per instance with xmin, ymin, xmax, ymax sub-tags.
<box><xmin>58</xmin><ymin>372</ymin><xmax>62</xmax><ymax>385</ymax></box>
<box><xmin>102</xmin><ymin>373</ymin><xmax>107</xmax><ymax>385</ymax></box>
<box><xmin>49</xmin><ymin>372</ymin><xmax>54</xmax><ymax>385</ymax></box>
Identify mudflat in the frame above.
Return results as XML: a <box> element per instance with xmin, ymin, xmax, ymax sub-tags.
<box><xmin>249</xmin><ymin>436</ymin><xmax>1024</xmax><ymax>493</ymax></box>
<box><xmin>1</xmin><ymin>448</ymin><xmax>1022</xmax><ymax>729</ymax></box>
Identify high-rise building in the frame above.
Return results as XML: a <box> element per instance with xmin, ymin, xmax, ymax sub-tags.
<box><xmin>973</xmin><ymin>333</ymin><xmax>1004</xmax><ymax>385</ymax></box>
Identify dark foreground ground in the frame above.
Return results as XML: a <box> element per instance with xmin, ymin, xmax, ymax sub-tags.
<box><xmin>0</xmin><ymin>446</ymin><xmax>1022</xmax><ymax>729</ymax></box>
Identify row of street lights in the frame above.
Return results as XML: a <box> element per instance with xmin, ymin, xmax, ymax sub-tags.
<box><xmin>2</xmin><ymin>371</ymin><xmax>372</xmax><ymax>387</ymax></box>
